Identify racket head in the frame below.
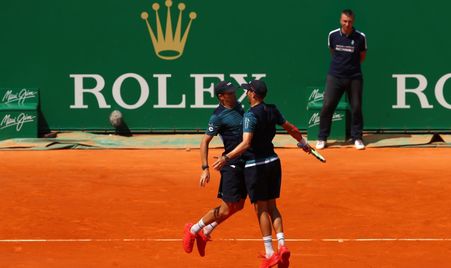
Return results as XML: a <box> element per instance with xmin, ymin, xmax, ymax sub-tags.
<box><xmin>310</xmin><ymin>147</ymin><xmax>326</xmax><ymax>163</ymax></box>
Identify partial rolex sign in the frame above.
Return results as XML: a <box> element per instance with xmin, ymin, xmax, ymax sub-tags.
<box><xmin>141</xmin><ymin>0</ymin><xmax>197</xmax><ymax>60</ymax></box>
<box><xmin>392</xmin><ymin>73</ymin><xmax>451</xmax><ymax>109</ymax></box>
<box><xmin>70</xmin><ymin>1</ymin><xmax>265</xmax><ymax>110</ymax></box>
<box><xmin>70</xmin><ymin>73</ymin><xmax>266</xmax><ymax>109</ymax></box>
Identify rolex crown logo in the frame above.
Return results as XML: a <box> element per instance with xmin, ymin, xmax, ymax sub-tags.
<box><xmin>141</xmin><ymin>0</ymin><xmax>197</xmax><ymax>60</ymax></box>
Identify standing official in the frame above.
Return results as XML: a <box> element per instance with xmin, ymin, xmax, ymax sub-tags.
<box><xmin>317</xmin><ymin>9</ymin><xmax>367</xmax><ymax>150</ymax></box>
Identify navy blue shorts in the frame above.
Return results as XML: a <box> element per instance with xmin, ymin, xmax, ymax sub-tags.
<box><xmin>217</xmin><ymin>163</ymin><xmax>246</xmax><ymax>203</ymax></box>
<box><xmin>244</xmin><ymin>158</ymin><xmax>281</xmax><ymax>203</ymax></box>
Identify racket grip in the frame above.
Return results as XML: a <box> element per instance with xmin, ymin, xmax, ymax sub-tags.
<box><xmin>297</xmin><ymin>138</ymin><xmax>308</xmax><ymax>149</ymax></box>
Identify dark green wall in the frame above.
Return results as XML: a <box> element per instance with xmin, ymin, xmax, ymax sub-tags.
<box><xmin>1</xmin><ymin>0</ymin><xmax>450</xmax><ymax>132</ymax></box>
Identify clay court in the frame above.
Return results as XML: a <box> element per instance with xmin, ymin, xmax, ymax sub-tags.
<box><xmin>1</xmin><ymin>147</ymin><xmax>450</xmax><ymax>267</ymax></box>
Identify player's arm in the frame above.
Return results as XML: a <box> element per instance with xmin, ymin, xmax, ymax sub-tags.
<box><xmin>199</xmin><ymin>134</ymin><xmax>214</xmax><ymax>187</ymax></box>
<box><xmin>274</xmin><ymin>105</ymin><xmax>309</xmax><ymax>151</ymax></box>
<box><xmin>200</xmin><ymin>114</ymin><xmax>220</xmax><ymax>187</ymax></box>
<box><xmin>360</xmin><ymin>51</ymin><xmax>366</xmax><ymax>63</ymax></box>
<box><xmin>273</xmin><ymin>105</ymin><xmax>310</xmax><ymax>153</ymax></box>
<box><xmin>281</xmin><ymin>121</ymin><xmax>304</xmax><ymax>142</ymax></box>
<box><xmin>281</xmin><ymin>121</ymin><xmax>311</xmax><ymax>153</ymax></box>
<box><xmin>328</xmin><ymin>31</ymin><xmax>334</xmax><ymax>56</ymax></box>
<box><xmin>212</xmin><ymin>132</ymin><xmax>253</xmax><ymax>171</ymax></box>
<box><xmin>213</xmin><ymin>112</ymin><xmax>256</xmax><ymax>170</ymax></box>
<box><xmin>200</xmin><ymin>134</ymin><xmax>213</xmax><ymax>168</ymax></box>
<box><xmin>225</xmin><ymin>132</ymin><xmax>253</xmax><ymax>160</ymax></box>
<box><xmin>360</xmin><ymin>34</ymin><xmax>367</xmax><ymax>63</ymax></box>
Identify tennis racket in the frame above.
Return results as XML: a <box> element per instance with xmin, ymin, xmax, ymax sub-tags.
<box><xmin>297</xmin><ymin>142</ymin><xmax>326</xmax><ymax>163</ymax></box>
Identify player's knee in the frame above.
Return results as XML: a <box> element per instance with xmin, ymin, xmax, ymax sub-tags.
<box><xmin>269</xmin><ymin>207</ymin><xmax>281</xmax><ymax>220</ymax></box>
<box><xmin>253</xmin><ymin>201</ymin><xmax>268</xmax><ymax>215</ymax></box>
<box><xmin>213</xmin><ymin>203</ymin><xmax>233</xmax><ymax>219</ymax></box>
<box><xmin>267</xmin><ymin>201</ymin><xmax>279</xmax><ymax>214</ymax></box>
<box><xmin>218</xmin><ymin>205</ymin><xmax>231</xmax><ymax>218</ymax></box>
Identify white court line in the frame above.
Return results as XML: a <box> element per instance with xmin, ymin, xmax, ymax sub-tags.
<box><xmin>1</xmin><ymin>238</ymin><xmax>451</xmax><ymax>243</ymax></box>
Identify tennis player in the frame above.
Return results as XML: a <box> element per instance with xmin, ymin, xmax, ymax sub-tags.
<box><xmin>213</xmin><ymin>80</ymin><xmax>310</xmax><ymax>268</ymax></box>
<box><xmin>183</xmin><ymin>81</ymin><xmax>247</xmax><ymax>257</ymax></box>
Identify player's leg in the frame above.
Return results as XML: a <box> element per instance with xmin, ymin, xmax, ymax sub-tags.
<box><xmin>196</xmin><ymin>164</ymin><xmax>246</xmax><ymax>256</ymax></box>
<box><xmin>183</xmin><ymin>164</ymin><xmax>246</xmax><ymax>256</ymax></box>
<box><xmin>266</xmin><ymin>159</ymin><xmax>290</xmax><ymax>268</ymax></box>
<box><xmin>184</xmin><ymin>199</ymin><xmax>245</xmax><ymax>255</ymax></box>
<box><xmin>318</xmin><ymin>75</ymin><xmax>346</xmax><ymax>145</ymax></box>
<box><xmin>187</xmin><ymin>199</ymin><xmax>244</xmax><ymax>256</ymax></box>
<box><xmin>194</xmin><ymin>198</ymin><xmax>245</xmax><ymax>234</ymax></box>
<box><xmin>245</xmin><ymin>160</ymin><xmax>281</xmax><ymax>267</ymax></box>
<box><xmin>267</xmin><ymin>199</ymin><xmax>283</xmax><ymax>241</ymax></box>
<box><xmin>253</xmin><ymin>201</ymin><xmax>281</xmax><ymax>268</ymax></box>
<box><xmin>254</xmin><ymin>201</ymin><xmax>275</xmax><ymax>255</ymax></box>
<box><xmin>346</xmin><ymin>78</ymin><xmax>364</xmax><ymax>147</ymax></box>
<box><xmin>195</xmin><ymin>163</ymin><xmax>246</xmax><ymax>235</ymax></box>
<box><xmin>201</xmin><ymin>199</ymin><xmax>245</xmax><ymax>237</ymax></box>
<box><xmin>266</xmin><ymin>199</ymin><xmax>290</xmax><ymax>268</ymax></box>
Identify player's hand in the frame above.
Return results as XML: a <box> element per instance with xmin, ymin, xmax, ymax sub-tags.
<box><xmin>212</xmin><ymin>156</ymin><xmax>227</xmax><ymax>171</ymax></box>
<box><xmin>297</xmin><ymin>139</ymin><xmax>312</xmax><ymax>153</ymax></box>
<box><xmin>199</xmin><ymin>169</ymin><xmax>210</xmax><ymax>187</ymax></box>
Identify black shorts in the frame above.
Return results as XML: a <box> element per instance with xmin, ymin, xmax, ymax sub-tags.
<box><xmin>244</xmin><ymin>158</ymin><xmax>282</xmax><ymax>203</ymax></box>
<box><xmin>217</xmin><ymin>163</ymin><xmax>246</xmax><ymax>203</ymax></box>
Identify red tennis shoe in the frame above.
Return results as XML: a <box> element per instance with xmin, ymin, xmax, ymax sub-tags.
<box><xmin>278</xmin><ymin>246</ymin><xmax>291</xmax><ymax>268</ymax></box>
<box><xmin>182</xmin><ymin>223</ymin><xmax>196</xmax><ymax>253</ymax></box>
<box><xmin>196</xmin><ymin>231</ymin><xmax>211</xmax><ymax>257</ymax></box>
<box><xmin>259</xmin><ymin>253</ymin><xmax>280</xmax><ymax>268</ymax></box>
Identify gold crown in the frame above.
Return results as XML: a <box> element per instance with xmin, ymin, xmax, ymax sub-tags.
<box><xmin>141</xmin><ymin>0</ymin><xmax>197</xmax><ymax>60</ymax></box>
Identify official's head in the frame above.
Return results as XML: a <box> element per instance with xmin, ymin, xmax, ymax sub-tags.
<box><xmin>340</xmin><ymin>9</ymin><xmax>355</xmax><ymax>35</ymax></box>
<box><xmin>214</xmin><ymin>81</ymin><xmax>238</xmax><ymax>107</ymax></box>
<box><xmin>241</xmin><ymin>80</ymin><xmax>267</xmax><ymax>103</ymax></box>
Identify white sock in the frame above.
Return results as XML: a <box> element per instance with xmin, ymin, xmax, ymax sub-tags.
<box><xmin>190</xmin><ymin>219</ymin><xmax>206</xmax><ymax>235</ymax></box>
<box><xmin>276</xmin><ymin>232</ymin><xmax>285</xmax><ymax>248</ymax></box>
<box><xmin>263</xmin><ymin>235</ymin><xmax>274</xmax><ymax>258</ymax></box>
<box><xmin>203</xmin><ymin>221</ymin><xmax>218</xmax><ymax>236</ymax></box>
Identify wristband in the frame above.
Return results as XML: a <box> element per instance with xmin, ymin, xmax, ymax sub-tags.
<box><xmin>201</xmin><ymin>165</ymin><xmax>209</xmax><ymax>170</ymax></box>
<box><xmin>297</xmin><ymin>138</ymin><xmax>308</xmax><ymax>148</ymax></box>
<box><xmin>222</xmin><ymin>155</ymin><xmax>230</xmax><ymax>162</ymax></box>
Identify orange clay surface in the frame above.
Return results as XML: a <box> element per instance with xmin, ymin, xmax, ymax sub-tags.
<box><xmin>0</xmin><ymin>148</ymin><xmax>451</xmax><ymax>268</ymax></box>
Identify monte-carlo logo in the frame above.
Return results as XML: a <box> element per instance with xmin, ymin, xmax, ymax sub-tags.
<box><xmin>141</xmin><ymin>0</ymin><xmax>197</xmax><ymax>60</ymax></box>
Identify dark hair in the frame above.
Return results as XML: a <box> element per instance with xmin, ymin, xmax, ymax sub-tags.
<box><xmin>341</xmin><ymin>9</ymin><xmax>354</xmax><ymax>18</ymax></box>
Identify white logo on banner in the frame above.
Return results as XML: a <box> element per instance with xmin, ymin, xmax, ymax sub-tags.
<box><xmin>0</xmin><ymin>113</ymin><xmax>36</xmax><ymax>131</ymax></box>
<box><xmin>2</xmin><ymin>89</ymin><xmax>38</xmax><ymax>105</ymax></box>
<box><xmin>308</xmin><ymin>88</ymin><xmax>324</xmax><ymax>104</ymax></box>
<box><xmin>308</xmin><ymin>112</ymin><xmax>344</xmax><ymax>128</ymax></box>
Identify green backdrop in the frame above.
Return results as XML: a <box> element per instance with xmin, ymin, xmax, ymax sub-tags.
<box><xmin>1</xmin><ymin>0</ymin><xmax>450</xmax><ymax>132</ymax></box>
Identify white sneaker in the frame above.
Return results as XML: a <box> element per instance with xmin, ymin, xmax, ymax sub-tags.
<box><xmin>316</xmin><ymin>140</ymin><xmax>326</xmax><ymax>150</ymax></box>
<box><xmin>354</xmin><ymin>139</ymin><xmax>365</xmax><ymax>150</ymax></box>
